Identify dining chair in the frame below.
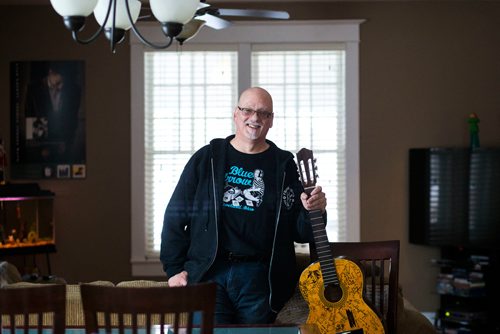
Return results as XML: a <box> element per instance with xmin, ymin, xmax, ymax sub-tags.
<box><xmin>311</xmin><ymin>240</ymin><xmax>400</xmax><ymax>334</ymax></box>
<box><xmin>80</xmin><ymin>282</ymin><xmax>216</xmax><ymax>334</ymax></box>
<box><xmin>0</xmin><ymin>283</ymin><xmax>66</xmax><ymax>334</ymax></box>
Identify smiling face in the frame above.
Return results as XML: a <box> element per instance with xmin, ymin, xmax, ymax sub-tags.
<box><xmin>233</xmin><ymin>87</ymin><xmax>274</xmax><ymax>145</ymax></box>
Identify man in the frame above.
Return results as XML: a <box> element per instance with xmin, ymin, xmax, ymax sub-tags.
<box><xmin>160</xmin><ymin>87</ymin><xmax>327</xmax><ymax>324</ymax></box>
<box><xmin>24</xmin><ymin>62</ymin><xmax>82</xmax><ymax>163</ymax></box>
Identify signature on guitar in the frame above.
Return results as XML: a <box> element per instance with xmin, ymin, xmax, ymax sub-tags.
<box><xmin>296</xmin><ymin>148</ymin><xmax>385</xmax><ymax>334</ymax></box>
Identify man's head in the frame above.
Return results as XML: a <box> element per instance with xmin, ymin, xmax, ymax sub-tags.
<box><xmin>47</xmin><ymin>68</ymin><xmax>64</xmax><ymax>91</ymax></box>
<box><xmin>233</xmin><ymin>87</ymin><xmax>274</xmax><ymax>145</ymax></box>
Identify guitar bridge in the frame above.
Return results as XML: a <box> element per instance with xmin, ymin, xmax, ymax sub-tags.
<box><xmin>336</xmin><ymin>329</ymin><xmax>364</xmax><ymax>334</ymax></box>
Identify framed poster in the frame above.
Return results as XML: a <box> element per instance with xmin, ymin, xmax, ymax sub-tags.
<box><xmin>10</xmin><ymin>61</ymin><xmax>86</xmax><ymax>179</ymax></box>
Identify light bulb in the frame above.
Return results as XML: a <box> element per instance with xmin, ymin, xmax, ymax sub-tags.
<box><xmin>94</xmin><ymin>0</ymin><xmax>141</xmax><ymax>30</ymax></box>
<box><xmin>50</xmin><ymin>0</ymin><xmax>98</xmax><ymax>17</ymax></box>
<box><xmin>176</xmin><ymin>19</ymin><xmax>205</xmax><ymax>44</ymax></box>
<box><xmin>150</xmin><ymin>0</ymin><xmax>199</xmax><ymax>24</ymax></box>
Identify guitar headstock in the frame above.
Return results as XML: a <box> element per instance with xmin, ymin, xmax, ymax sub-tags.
<box><xmin>296</xmin><ymin>148</ymin><xmax>317</xmax><ymax>196</ymax></box>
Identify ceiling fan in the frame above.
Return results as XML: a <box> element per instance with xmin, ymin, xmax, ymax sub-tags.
<box><xmin>166</xmin><ymin>1</ymin><xmax>291</xmax><ymax>44</ymax></box>
<box><xmin>194</xmin><ymin>1</ymin><xmax>290</xmax><ymax>30</ymax></box>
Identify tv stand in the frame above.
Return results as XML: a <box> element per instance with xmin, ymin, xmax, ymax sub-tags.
<box><xmin>435</xmin><ymin>246</ymin><xmax>499</xmax><ymax>333</ymax></box>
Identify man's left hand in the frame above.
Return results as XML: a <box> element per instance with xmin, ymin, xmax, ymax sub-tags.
<box><xmin>300</xmin><ymin>186</ymin><xmax>327</xmax><ymax>213</ymax></box>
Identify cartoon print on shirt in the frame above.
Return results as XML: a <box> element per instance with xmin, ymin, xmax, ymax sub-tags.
<box><xmin>243</xmin><ymin>169</ymin><xmax>264</xmax><ymax>207</ymax></box>
<box><xmin>223</xmin><ymin>166</ymin><xmax>264</xmax><ymax>211</ymax></box>
<box><xmin>223</xmin><ymin>186</ymin><xmax>244</xmax><ymax>206</ymax></box>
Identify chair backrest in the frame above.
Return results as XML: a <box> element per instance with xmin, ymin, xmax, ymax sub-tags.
<box><xmin>0</xmin><ymin>283</ymin><xmax>66</xmax><ymax>334</ymax></box>
<box><xmin>80</xmin><ymin>282</ymin><xmax>216</xmax><ymax>334</ymax></box>
<box><xmin>311</xmin><ymin>240</ymin><xmax>400</xmax><ymax>334</ymax></box>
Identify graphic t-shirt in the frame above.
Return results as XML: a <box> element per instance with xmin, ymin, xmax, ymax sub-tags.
<box><xmin>220</xmin><ymin>144</ymin><xmax>277</xmax><ymax>257</ymax></box>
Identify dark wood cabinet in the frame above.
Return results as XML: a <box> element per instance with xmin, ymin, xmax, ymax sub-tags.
<box><xmin>410</xmin><ymin>148</ymin><xmax>500</xmax><ymax>333</ymax></box>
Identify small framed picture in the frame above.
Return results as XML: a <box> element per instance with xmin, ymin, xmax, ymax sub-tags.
<box><xmin>72</xmin><ymin>164</ymin><xmax>86</xmax><ymax>178</ymax></box>
<box><xmin>43</xmin><ymin>166</ymin><xmax>54</xmax><ymax>178</ymax></box>
<box><xmin>56</xmin><ymin>164</ymin><xmax>71</xmax><ymax>178</ymax></box>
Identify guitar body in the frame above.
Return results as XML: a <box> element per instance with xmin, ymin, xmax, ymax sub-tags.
<box><xmin>300</xmin><ymin>259</ymin><xmax>385</xmax><ymax>334</ymax></box>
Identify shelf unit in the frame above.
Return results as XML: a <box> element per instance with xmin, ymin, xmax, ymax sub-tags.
<box><xmin>434</xmin><ymin>247</ymin><xmax>499</xmax><ymax>334</ymax></box>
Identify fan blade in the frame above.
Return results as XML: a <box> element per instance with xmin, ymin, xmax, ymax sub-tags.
<box><xmin>218</xmin><ymin>9</ymin><xmax>290</xmax><ymax>20</ymax></box>
<box><xmin>195</xmin><ymin>5</ymin><xmax>218</xmax><ymax>17</ymax></box>
<box><xmin>197</xmin><ymin>14</ymin><xmax>232</xmax><ymax>30</ymax></box>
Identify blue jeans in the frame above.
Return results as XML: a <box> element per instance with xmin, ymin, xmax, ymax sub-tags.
<box><xmin>201</xmin><ymin>258</ymin><xmax>277</xmax><ymax>324</ymax></box>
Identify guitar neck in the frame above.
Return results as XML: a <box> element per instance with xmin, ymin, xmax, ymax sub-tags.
<box><xmin>296</xmin><ymin>148</ymin><xmax>340</xmax><ymax>288</ymax></box>
<box><xmin>308</xmin><ymin>209</ymin><xmax>339</xmax><ymax>287</ymax></box>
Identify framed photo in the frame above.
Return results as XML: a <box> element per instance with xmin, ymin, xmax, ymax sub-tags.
<box><xmin>10</xmin><ymin>61</ymin><xmax>86</xmax><ymax>179</ymax></box>
<box><xmin>56</xmin><ymin>164</ymin><xmax>71</xmax><ymax>178</ymax></box>
<box><xmin>72</xmin><ymin>164</ymin><xmax>86</xmax><ymax>178</ymax></box>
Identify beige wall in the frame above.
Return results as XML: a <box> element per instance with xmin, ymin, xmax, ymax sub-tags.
<box><xmin>1</xmin><ymin>2</ymin><xmax>499</xmax><ymax>312</ymax></box>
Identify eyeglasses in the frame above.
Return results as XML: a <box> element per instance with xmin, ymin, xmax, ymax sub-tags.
<box><xmin>237</xmin><ymin>106</ymin><xmax>273</xmax><ymax>119</ymax></box>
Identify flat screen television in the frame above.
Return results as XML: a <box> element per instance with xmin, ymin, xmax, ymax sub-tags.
<box><xmin>409</xmin><ymin>148</ymin><xmax>500</xmax><ymax>250</ymax></box>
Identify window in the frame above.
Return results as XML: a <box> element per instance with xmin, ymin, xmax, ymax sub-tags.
<box><xmin>131</xmin><ymin>20</ymin><xmax>363</xmax><ymax>276</ymax></box>
<box><xmin>143</xmin><ymin>50</ymin><xmax>238</xmax><ymax>257</ymax></box>
<box><xmin>252</xmin><ymin>47</ymin><xmax>346</xmax><ymax>243</ymax></box>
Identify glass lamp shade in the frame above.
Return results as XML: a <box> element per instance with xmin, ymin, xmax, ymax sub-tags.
<box><xmin>94</xmin><ymin>0</ymin><xmax>141</xmax><ymax>30</ymax></box>
<box><xmin>176</xmin><ymin>19</ymin><xmax>205</xmax><ymax>44</ymax></box>
<box><xmin>150</xmin><ymin>0</ymin><xmax>199</xmax><ymax>24</ymax></box>
<box><xmin>50</xmin><ymin>0</ymin><xmax>98</xmax><ymax>17</ymax></box>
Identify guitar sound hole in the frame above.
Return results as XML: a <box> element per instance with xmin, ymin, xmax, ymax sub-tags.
<box><xmin>323</xmin><ymin>284</ymin><xmax>343</xmax><ymax>303</ymax></box>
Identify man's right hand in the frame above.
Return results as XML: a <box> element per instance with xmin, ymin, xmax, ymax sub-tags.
<box><xmin>168</xmin><ymin>271</ymin><xmax>188</xmax><ymax>287</ymax></box>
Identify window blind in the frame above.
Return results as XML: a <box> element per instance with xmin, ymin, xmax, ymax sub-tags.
<box><xmin>144</xmin><ymin>51</ymin><xmax>237</xmax><ymax>257</ymax></box>
<box><xmin>251</xmin><ymin>49</ymin><xmax>346</xmax><ymax>242</ymax></box>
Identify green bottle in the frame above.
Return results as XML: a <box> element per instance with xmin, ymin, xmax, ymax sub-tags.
<box><xmin>468</xmin><ymin>113</ymin><xmax>480</xmax><ymax>149</ymax></box>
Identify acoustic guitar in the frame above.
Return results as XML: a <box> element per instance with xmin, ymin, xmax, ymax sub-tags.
<box><xmin>296</xmin><ymin>148</ymin><xmax>385</xmax><ymax>334</ymax></box>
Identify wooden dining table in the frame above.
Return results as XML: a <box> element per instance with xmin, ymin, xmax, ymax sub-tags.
<box><xmin>204</xmin><ymin>324</ymin><xmax>320</xmax><ymax>334</ymax></box>
<box><xmin>1</xmin><ymin>325</ymin><xmax>319</xmax><ymax>334</ymax></box>
<box><xmin>158</xmin><ymin>324</ymin><xmax>320</xmax><ymax>334</ymax></box>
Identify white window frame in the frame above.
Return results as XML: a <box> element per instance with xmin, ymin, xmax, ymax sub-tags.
<box><xmin>130</xmin><ymin>20</ymin><xmax>363</xmax><ymax>276</ymax></box>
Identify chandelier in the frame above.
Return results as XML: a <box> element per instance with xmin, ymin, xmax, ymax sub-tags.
<box><xmin>50</xmin><ymin>0</ymin><xmax>201</xmax><ymax>53</ymax></box>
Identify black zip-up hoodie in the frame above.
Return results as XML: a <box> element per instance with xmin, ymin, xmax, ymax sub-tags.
<box><xmin>160</xmin><ymin>135</ymin><xmax>315</xmax><ymax>312</ymax></box>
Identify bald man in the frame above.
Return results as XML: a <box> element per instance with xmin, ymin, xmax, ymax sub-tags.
<box><xmin>161</xmin><ymin>87</ymin><xmax>326</xmax><ymax>324</ymax></box>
